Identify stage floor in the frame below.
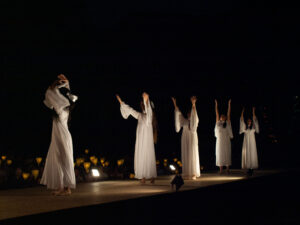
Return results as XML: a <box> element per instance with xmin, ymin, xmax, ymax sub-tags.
<box><xmin>0</xmin><ymin>169</ymin><xmax>278</xmax><ymax>221</ymax></box>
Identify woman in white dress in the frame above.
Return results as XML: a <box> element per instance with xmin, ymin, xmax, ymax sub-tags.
<box><xmin>240</xmin><ymin>107</ymin><xmax>259</xmax><ymax>176</ymax></box>
<box><xmin>214</xmin><ymin>99</ymin><xmax>233</xmax><ymax>174</ymax></box>
<box><xmin>41</xmin><ymin>74</ymin><xmax>78</xmax><ymax>195</ymax></box>
<box><xmin>116</xmin><ymin>92</ymin><xmax>157</xmax><ymax>184</ymax></box>
<box><xmin>171</xmin><ymin>96</ymin><xmax>200</xmax><ymax>180</ymax></box>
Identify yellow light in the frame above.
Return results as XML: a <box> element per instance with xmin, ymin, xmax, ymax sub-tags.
<box><xmin>163</xmin><ymin>162</ymin><xmax>167</xmax><ymax>167</ymax></box>
<box><xmin>105</xmin><ymin>161</ymin><xmax>110</xmax><ymax>167</ymax></box>
<box><xmin>1</xmin><ymin>156</ymin><xmax>7</xmax><ymax>161</ymax></box>
<box><xmin>22</xmin><ymin>173</ymin><xmax>30</xmax><ymax>180</ymax></box>
<box><xmin>7</xmin><ymin>159</ymin><xmax>12</xmax><ymax>165</ymax></box>
<box><xmin>85</xmin><ymin>149</ymin><xmax>89</xmax><ymax>154</ymax></box>
<box><xmin>92</xmin><ymin>158</ymin><xmax>98</xmax><ymax>166</ymax></box>
<box><xmin>129</xmin><ymin>173</ymin><xmax>135</xmax><ymax>179</ymax></box>
<box><xmin>76</xmin><ymin>158</ymin><xmax>82</xmax><ymax>167</ymax></box>
<box><xmin>117</xmin><ymin>159</ymin><xmax>124</xmax><ymax>166</ymax></box>
<box><xmin>156</xmin><ymin>160</ymin><xmax>160</xmax><ymax>165</ymax></box>
<box><xmin>173</xmin><ymin>158</ymin><xmax>178</xmax><ymax>162</ymax></box>
<box><xmin>163</xmin><ymin>159</ymin><xmax>168</xmax><ymax>163</ymax></box>
<box><xmin>31</xmin><ymin>170</ymin><xmax>39</xmax><ymax>179</ymax></box>
<box><xmin>177</xmin><ymin>160</ymin><xmax>181</xmax><ymax>165</ymax></box>
<box><xmin>83</xmin><ymin>162</ymin><xmax>91</xmax><ymax>172</ymax></box>
<box><xmin>36</xmin><ymin>157</ymin><xmax>42</xmax><ymax>166</ymax></box>
<box><xmin>90</xmin><ymin>156</ymin><xmax>96</xmax><ymax>161</ymax></box>
<box><xmin>100</xmin><ymin>158</ymin><xmax>105</xmax><ymax>164</ymax></box>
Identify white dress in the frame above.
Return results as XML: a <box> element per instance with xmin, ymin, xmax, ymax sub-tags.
<box><xmin>240</xmin><ymin>118</ymin><xmax>259</xmax><ymax>169</ymax></box>
<box><xmin>175</xmin><ymin>108</ymin><xmax>200</xmax><ymax>178</ymax></box>
<box><xmin>41</xmin><ymin>83</ymin><xmax>76</xmax><ymax>190</ymax></box>
<box><xmin>120</xmin><ymin>99</ymin><xmax>157</xmax><ymax>179</ymax></box>
<box><xmin>215</xmin><ymin>121</ymin><xmax>233</xmax><ymax>167</ymax></box>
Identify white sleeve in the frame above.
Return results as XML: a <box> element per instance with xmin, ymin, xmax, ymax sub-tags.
<box><xmin>175</xmin><ymin>109</ymin><xmax>185</xmax><ymax>132</ymax></box>
<box><xmin>239</xmin><ymin>118</ymin><xmax>246</xmax><ymax>134</ymax></box>
<box><xmin>227</xmin><ymin>121</ymin><xmax>234</xmax><ymax>139</ymax></box>
<box><xmin>57</xmin><ymin>82</ymin><xmax>70</xmax><ymax>90</ymax></box>
<box><xmin>144</xmin><ymin>98</ymin><xmax>153</xmax><ymax>126</ymax></box>
<box><xmin>253</xmin><ymin>118</ymin><xmax>259</xmax><ymax>134</ymax></box>
<box><xmin>43</xmin><ymin>87</ymin><xmax>70</xmax><ymax>115</ymax></box>
<box><xmin>189</xmin><ymin>107</ymin><xmax>199</xmax><ymax>132</ymax></box>
<box><xmin>120</xmin><ymin>102</ymin><xmax>140</xmax><ymax>120</ymax></box>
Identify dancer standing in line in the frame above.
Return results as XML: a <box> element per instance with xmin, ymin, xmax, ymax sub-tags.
<box><xmin>214</xmin><ymin>99</ymin><xmax>233</xmax><ymax>174</ymax></box>
<box><xmin>116</xmin><ymin>92</ymin><xmax>157</xmax><ymax>184</ymax></box>
<box><xmin>171</xmin><ymin>96</ymin><xmax>200</xmax><ymax>180</ymax></box>
<box><xmin>240</xmin><ymin>107</ymin><xmax>259</xmax><ymax>176</ymax></box>
<box><xmin>41</xmin><ymin>74</ymin><xmax>78</xmax><ymax>195</ymax></box>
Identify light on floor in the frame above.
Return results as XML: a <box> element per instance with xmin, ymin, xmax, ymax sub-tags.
<box><xmin>91</xmin><ymin>169</ymin><xmax>100</xmax><ymax>177</ymax></box>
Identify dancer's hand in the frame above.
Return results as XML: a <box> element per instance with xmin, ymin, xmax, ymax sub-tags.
<box><xmin>215</xmin><ymin>99</ymin><xmax>218</xmax><ymax>106</ymax></box>
<box><xmin>116</xmin><ymin>94</ymin><xmax>123</xmax><ymax>104</ymax></box>
<box><xmin>58</xmin><ymin>74</ymin><xmax>69</xmax><ymax>84</ymax></box>
<box><xmin>142</xmin><ymin>92</ymin><xmax>149</xmax><ymax>103</ymax></box>
<box><xmin>191</xmin><ymin>96</ymin><xmax>197</xmax><ymax>106</ymax></box>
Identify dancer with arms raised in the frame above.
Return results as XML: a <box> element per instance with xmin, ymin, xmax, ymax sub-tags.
<box><xmin>116</xmin><ymin>92</ymin><xmax>157</xmax><ymax>184</ymax></box>
<box><xmin>171</xmin><ymin>96</ymin><xmax>200</xmax><ymax>180</ymax></box>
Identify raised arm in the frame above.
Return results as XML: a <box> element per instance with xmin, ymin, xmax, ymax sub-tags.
<box><xmin>116</xmin><ymin>94</ymin><xmax>140</xmax><ymax>120</ymax></box>
<box><xmin>253</xmin><ymin>107</ymin><xmax>259</xmax><ymax>133</ymax></box>
<box><xmin>227</xmin><ymin>99</ymin><xmax>231</xmax><ymax>123</ymax></box>
<box><xmin>190</xmin><ymin>96</ymin><xmax>199</xmax><ymax>132</ymax></box>
<box><xmin>239</xmin><ymin>107</ymin><xmax>246</xmax><ymax>134</ymax></box>
<box><xmin>241</xmin><ymin>107</ymin><xmax>245</xmax><ymax>120</ymax></box>
<box><xmin>171</xmin><ymin>97</ymin><xmax>179</xmax><ymax>111</ymax></box>
<box><xmin>57</xmin><ymin>74</ymin><xmax>70</xmax><ymax>90</ymax></box>
<box><xmin>215</xmin><ymin>99</ymin><xmax>220</xmax><ymax>122</ymax></box>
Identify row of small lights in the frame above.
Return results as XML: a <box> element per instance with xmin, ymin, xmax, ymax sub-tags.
<box><xmin>0</xmin><ymin>149</ymin><xmax>191</xmax><ymax>180</ymax></box>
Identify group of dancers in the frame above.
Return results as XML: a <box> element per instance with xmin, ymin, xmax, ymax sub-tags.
<box><xmin>41</xmin><ymin>75</ymin><xmax>259</xmax><ymax>195</ymax></box>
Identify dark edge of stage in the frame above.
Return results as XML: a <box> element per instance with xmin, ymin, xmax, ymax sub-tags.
<box><xmin>1</xmin><ymin>169</ymin><xmax>300</xmax><ymax>225</ymax></box>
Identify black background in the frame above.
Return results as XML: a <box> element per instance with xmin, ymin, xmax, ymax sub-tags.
<box><xmin>1</xmin><ymin>0</ymin><xmax>299</xmax><ymax>169</ymax></box>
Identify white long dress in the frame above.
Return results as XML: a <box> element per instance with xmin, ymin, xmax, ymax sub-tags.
<box><xmin>215</xmin><ymin>121</ymin><xmax>233</xmax><ymax>167</ymax></box>
<box><xmin>240</xmin><ymin>118</ymin><xmax>259</xmax><ymax>169</ymax></box>
<box><xmin>120</xmin><ymin>99</ymin><xmax>157</xmax><ymax>179</ymax></box>
<box><xmin>40</xmin><ymin>83</ymin><xmax>76</xmax><ymax>190</ymax></box>
<box><xmin>175</xmin><ymin>108</ymin><xmax>200</xmax><ymax>178</ymax></box>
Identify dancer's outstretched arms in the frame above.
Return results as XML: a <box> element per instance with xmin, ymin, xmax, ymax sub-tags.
<box><xmin>215</xmin><ymin>99</ymin><xmax>219</xmax><ymax>122</ymax></box>
<box><xmin>171</xmin><ymin>97</ymin><xmax>179</xmax><ymax>111</ymax></box>
<box><xmin>227</xmin><ymin>99</ymin><xmax>231</xmax><ymax>123</ymax></box>
<box><xmin>239</xmin><ymin>107</ymin><xmax>246</xmax><ymax>134</ymax></box>
<box><xmin>190</xmin><ymin>96</ymin><xmax>199</xmax><ymax>132</ymax></box>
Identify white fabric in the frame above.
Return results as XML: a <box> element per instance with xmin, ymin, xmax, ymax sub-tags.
<box><xmin>175</xmin><ymin>108</ymin><xmax>201</xmax><ymax>178</ymax></box>
<box><xmin>215</xmin><ymin>121</ymin><xmax>233</xmax><ymax>166</ymax></box>
<box><xmin>40</xmin><ymin>85</ymin><xmax>76</xmax><ymax>189</ymax></box>
<box><xmin>120</xmin><ymin>99</ymin><xmax>157</xmax><ymax>179</ymax></box>
<box><xmin>240</xmin><ymin>118</ymin><xmax>259</xmax><ymax>169</ymax></box>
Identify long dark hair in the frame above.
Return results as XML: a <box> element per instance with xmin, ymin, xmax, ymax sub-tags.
<box><xmin>140</xmin><ymin>100</ymin><xmax>158</xmax><ymax>144</ymax></box>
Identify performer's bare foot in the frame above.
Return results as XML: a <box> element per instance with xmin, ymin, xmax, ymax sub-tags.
<box><xmin>150</xmin><ymin>178</ymin><xmax>155</xmax><ymax>184</ymax></box>
<box><xmin>192</xmin><ymin>175</ymin><xmax>197</xmax><ymax>180</ymax></box>
<box><xmin>52</xmin><ymin>189</ymin><xmax>64</xmax><ymax>196</ymax></box>
<box><xmin>140</xmin><ymin>178</ymin><xmax>146</xmax><ymax>184</ymax></box>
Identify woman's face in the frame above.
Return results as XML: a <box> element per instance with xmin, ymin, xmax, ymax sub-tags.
<box><xmin>220</xmin><ymin>114</ymin><xmax>227</xmax><ymax>121</ymax></box>
<box><xmin>247</xmin><ymin>119</ymin><xmax>252</xmax><ymax>126</ymax></box>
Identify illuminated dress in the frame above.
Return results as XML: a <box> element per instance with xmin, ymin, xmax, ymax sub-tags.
<box><xmin>240</xmin><ymin>118</ymin><xmax>259</xmax><ymax>169</ymax></box>
<box><xmin>174</xmin><ymin>107</ymin><xmax>200</xmax><ymax>179</ymax></box>
<box><xmin>215</xmin><ymin>121</ymin><xmax>233</xmax><ymax>167</ymax></box>
<box><xmin>41</xmin><ymin>82</ymin><xmax>77</xmax><ymax>190</ymax></box>
<box><xmin>120</xmin><ymin>99</ymin><xmax>157</xmax><ymax>179</ymax></box>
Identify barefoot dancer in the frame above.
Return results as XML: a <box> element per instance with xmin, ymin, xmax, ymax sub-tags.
<box><xmin>41</xmin><ymin>74</ymin><xmax>78</xmax><ymax>195</ymax></box>
<box><xmin>214</xmin><ymin>99</ymin><xmax>233</xmax><ymax>174</ymax></box>
<box><xmin>171</xmin><ymin>96</ymin><xmax>200</xmax><ymax>180</ymax></box>
<box><xmin>116</xmin><ymin>93</ymin><xmax>157</xmax><ymax>184</ymax></box>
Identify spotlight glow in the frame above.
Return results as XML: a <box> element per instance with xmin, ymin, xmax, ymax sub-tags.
<box><xmin>169</xmin><ymin>164</ymin><xmax>176</xmax><ymax>171</ymax></box>
<box><xmin>91</xmin><ymin>169</ymin><xmax>100</xmax><ymax>177</ymax></box>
